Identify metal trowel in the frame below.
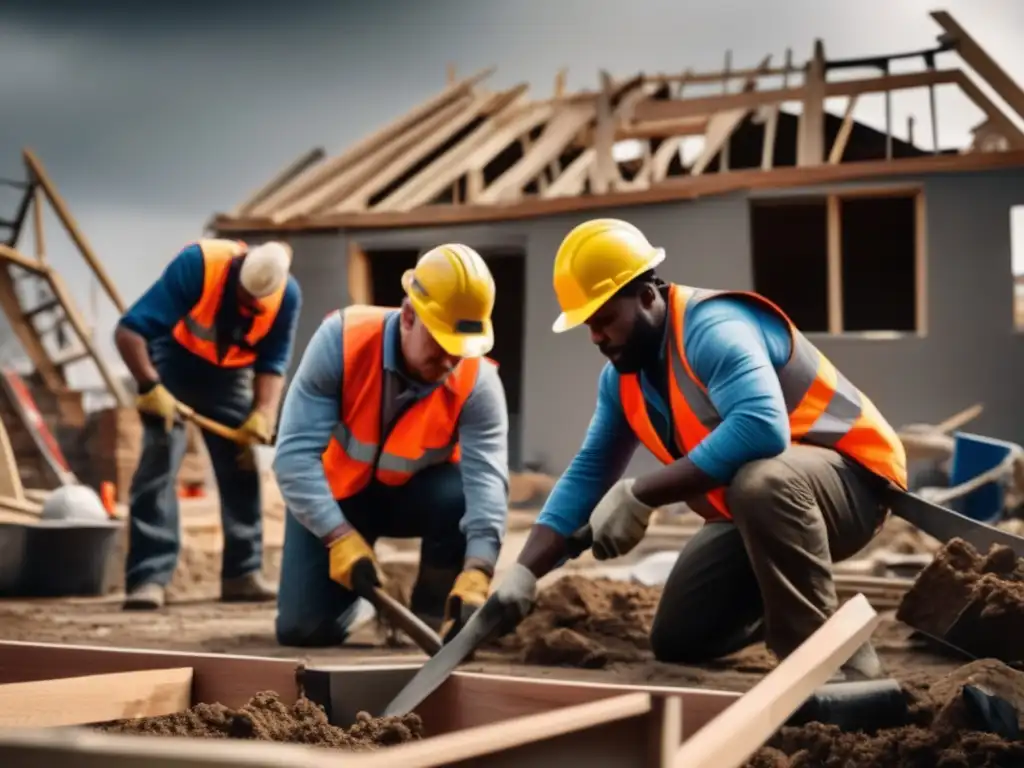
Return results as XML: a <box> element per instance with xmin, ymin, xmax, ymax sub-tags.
<box><xmin>381</xmin><ymin>525</ymin><xmax>594</xmax><ymax>718</ymax></box>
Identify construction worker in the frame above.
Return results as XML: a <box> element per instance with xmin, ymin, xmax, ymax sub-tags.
<box><xmin>272</xmin><ymin>244</ymin><xmax>510</xmax><ymax>647</ymax></box>
<box><xmin>114</xmin><ymin>238</ymin><xmax>301</xmax><ymax>610</ymax></box>
<box><xmin>491</xmin><ymin>219</ymin><xmax>907</xmax><ymax>681</ymax></box>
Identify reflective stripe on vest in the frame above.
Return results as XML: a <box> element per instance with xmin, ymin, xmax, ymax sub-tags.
<box><xmin>619</xmin><ymin>283</ymin><xmax>908</xmax><ymax>521</ymax></box>
<box><xmin>170</xmin><ymin>239</ymin><xmax>286</xmax><ymax>368</ymax></box>
<box><xmin>320</xmin><ymin>304</ymin><xmax>487</xmax><ymax>500</ymax></box>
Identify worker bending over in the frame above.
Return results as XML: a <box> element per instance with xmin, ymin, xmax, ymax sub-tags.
<box><xmin>492</xmin><ymin>219</ymin><xmax>906</xmax><ymax>681</ymax></box>
<box><xmin>272</xmin><ymin>244</ymin><xmax>510</xmax><ymax>647</ymax></box>
<box><xmin>115</xmin><ymin>239</ymin><xmax>301</xmax><ymax>610</ymax></box>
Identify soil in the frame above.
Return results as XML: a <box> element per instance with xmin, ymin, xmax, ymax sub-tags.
<box><xmin>97</xmin><ymin>691</ymin><xmax>424</xmax><ymax>750</ymax></box>
<box><xmin>746</xmin><ymin>659</ymin><xmax>1024</xmax><ymax>767</ymax></box>
<box><xmin>896</xmin><ymin>537</ymin><xmax>1024</xmax><ymax>663</ymax></box>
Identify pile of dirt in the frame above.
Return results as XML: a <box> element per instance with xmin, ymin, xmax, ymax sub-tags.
<box><xmin>896</xmin><ymin>537</ymin><xmax>1024</xmax><ymax>663</ymax></box>
<box><xmin>746</xmin><ymin>659</ymin><xmax>1024</xmax><ymax>767</ymax></box>
<box><xmin>496</xmin><ymin>575</ymin><xmax>660</xmax><ymax>667</ymax></box>
<box><xmin>96</xmin><ymin>691</ymin><xmax>424</xmax><ymax>750</ymax></box>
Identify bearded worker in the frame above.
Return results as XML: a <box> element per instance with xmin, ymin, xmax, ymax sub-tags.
<box><xmin>115</xmin><ymin>238</ymin><xmax>301</xmax><ymax>610</ymax></box>
<box><xmin>272</xmin><ymin>244</ymin><xmax>510</xmax><ymax>647</ymax></box>
<box><xmin>490</xmin><ymin>219</ymin><xmax>906</xmax><ymax>681</ymax></box>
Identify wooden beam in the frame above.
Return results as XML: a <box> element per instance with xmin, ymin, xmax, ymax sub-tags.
<box><xmin>828</xmin><ymin>95</ymin><xmax>860</xmax><ymax>164</ymax></box>
<box><xmin>645</xmin><ymin>64</ymin><xmax>804</xmax><ymax>86</ymax></box>
<box><xmin>542</xmin><ymin>148</ymin><xmax>596</xmax><ymax>198</ymax></box>
<box><xmin>591</xmin><ymin>71</ymin><xmax>620</xmax><ymax>194</ymax></box>
<box><xmin>797</xmin><ymin>40</ymin><xmax>826</xmax><ymax>166</ymax></box>
<box><xmin>931</xmin><ymin>11</ymin><xmax>1024</xmax><ymax>122</ymax></box>
<box><xmin>0</xmin><ymin>417</ymin><xmax>24</xmax><ymax>501</ymax></box>
<box><xmin>827</xmin><ymin>195</ymin><xmax>843</xmax><ymax>334</ymax></box>
<box><xmin>760</xmin><ymin>106</ymin><xmax>780</xmax><ymax>170</ymax></box>
<box><xmin>247</xmin><ymin>67</ymin><xmax>496</xmax><ymax>218</ymax></box>
<box><xmin>230</xmin><ymin>148</ymin><xmax>327</xmax><ymax>217</ymax></box>
<box><xmin>375</xmin><ymin>89</ymin><xmax>540</xmax><ymax>212</ymax></box>
<box><xmin>605</xmin><ymin>117</ymin><xmax>708</xmax><ymax>141</ymax></box>
<box><xmin>347</xmin><ymin>241</ymin><xmax>372</xmax><ymax>304</ymax></box>
<box><xmin>31</xmin><ymin>187</ymin><xmax>45</xmax><ymax>262</ymax></box>
<box><xmin>0</xmin><ymin>668</ymin><xmax>193</xmax><ymax>728</ymax></box>
<box><xmin>632</xmin><ymin>69</ymin><xmax>959</xmax><ymax>123</ymax></box>
<box><xmin>951</xmin><ymin>70</ymin><xmax>1024</xmax><ymax>149</ymax></box>
<box><xmin>0</xmin><ymin>244</ymin><xmax>47</xmax><ymax>275</ymax></box>
<box><xmin>23</xmin><ymin>150</ymin><xmax>125</xmax><ymax>313</ymax></box>
<box><xmin>213</xmin><ymin>147</ymin><xmax>1024</xmax><ymax>232</ymax></box>
<box><xmin>670</xmin><ymin>595</ymin><xmax>880</xmax><ymax>768</ymax></box>
<box><xmin>475</xmin><ymin>102</ymin><xmax>597</xmax><ymax>204</ymax></box>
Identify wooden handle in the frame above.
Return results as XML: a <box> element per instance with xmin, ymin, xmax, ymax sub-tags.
<box><xmin>367</xmin><ymin>587</ymin><xmax>443</xmax><ymax>656</ymax></box>
<box><xmin>175</xmin><ymin>405</ymin><xmax>248</xmax><ymax>446</ymax></box>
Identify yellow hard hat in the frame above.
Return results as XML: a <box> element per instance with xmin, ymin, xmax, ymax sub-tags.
<box><xmin>551</xmin><ymin>218</ymin><xmax>665</xmax><ymax>333</ymax></box>
<box><xmin>401</xmin><ymin>244</ymin><xmax>495</xmax><ymax>357</ymax></box>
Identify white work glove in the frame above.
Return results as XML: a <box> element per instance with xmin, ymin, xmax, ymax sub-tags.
<box><xmin>489</xmin><ymin>563</ymin><xmax>538</xmax><ymax>637</ymax></box>
<box><xmin>590</xmin><ymin>478</ymin><xmax>655</xmax><ymax>561</ymax></box>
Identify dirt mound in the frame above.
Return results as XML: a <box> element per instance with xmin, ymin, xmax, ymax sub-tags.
<box><xmin>896</xmin><ymin>538</ymin><xmax>1024</xmax><ymax>663</ymax></box>
<box><xmin>96</xmin><ymin>691</ymin><xmax>423</xmax><ymax>750</ymax></box>
<box><xmin>496</xmin><ymin>575</ymin><xmax>659</xmax><ymax>667</ymax></box>
<box><xmin>747</xmin><ymin>659</ymin><xmax>1024</xmax><ymax>767</ymax></box>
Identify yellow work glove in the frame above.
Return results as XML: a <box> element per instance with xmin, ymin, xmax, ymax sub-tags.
<box><xmin>441</xmin><ymin>568</ymin><xmax>491</xmax><ymax>642</ymax></box>
<box><xmin>239</xmin><ymin>409</ymin><xmax>273</xmax><ymax>446</ymax></box>
<box><xmin>328</xmin><ymin>528</ymin><xmax>383</xmax><ymax>593</ymax></box>
<box><xmin>136</xmin><ymin>383</ymin><xmax>179</xmax><ymax>433</ymax></box>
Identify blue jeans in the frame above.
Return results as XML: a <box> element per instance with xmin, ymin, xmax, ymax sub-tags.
<box><xmin>275</xmin><ymin>462</ymin><xmax>467</xmax><ymax>647</ymax></box>
<box><xmin>124</xmin><ymin>343</ymin><xmax>263</xmax><ymax>592</ymax></box>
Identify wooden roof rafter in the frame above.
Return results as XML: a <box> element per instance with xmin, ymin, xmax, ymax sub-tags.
<box><xmin>214</xmin><ymin>9</ymin><xmax>1024</xmax><ymax>232</ymax></box>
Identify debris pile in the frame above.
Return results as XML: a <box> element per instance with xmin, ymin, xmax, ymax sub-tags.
<box><xmin>897</xmin><ymin>537</ymin><xmax>1024</xmax><ymax>664</ymax></box>
<box><xmin>96</xmin><ymin>691</ymin><xmax>424</xmax><ymax>750</ymax></box>
<box><xmin>747</xmin><ymin>660</ymin><xmax>1024</xmax><ymax>767</ymax></box>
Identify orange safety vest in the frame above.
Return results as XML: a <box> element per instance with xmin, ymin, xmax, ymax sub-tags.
<box><xmin>619</xmin><ymin>284</ymin><xmax>907</xmax><ymax>521</ymax></box>
<box><xmin>171</xmin><ymin>239</ymin><xmax>286</xmax><ymax>368</ymax></box>
<box><xmin>321</xmin><ymin>305</ymin><xmax>493</xmax><ymax>500</ymax></box>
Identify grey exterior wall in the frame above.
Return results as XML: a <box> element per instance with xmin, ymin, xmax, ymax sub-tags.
<box><xmin>238</xmin><ymin>166</ymin><xmax>1024</xmax><ymax>477</ymax></box>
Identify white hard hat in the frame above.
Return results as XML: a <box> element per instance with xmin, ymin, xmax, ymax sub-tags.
<box><xmin>240</xmin><ymin>241</ymin><xmax>291</xmax><ymax>298</ymax></box>
<box><xmin>41</xmin><ymin>485</ymin><xmax>109</xmax><ymax>522</ymax></box>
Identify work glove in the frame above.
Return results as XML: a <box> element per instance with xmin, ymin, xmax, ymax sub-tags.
<box><xmin>136</xmin><ymin>383</ymin><xmax>179</xmax><ymax>433</ymax></box>
<box><xmin>440</xmin><ymin>568</ymin><xmax>491</xmax><ymax>643</ymax></box>
<box><xmin>589</xmin><ymin>478</ymin><xmax>655</xmax><ymax>561</ymax></box>
<box><xmin>327</xmin><ymin>528</ymin><xmax>384</xmax><ymax>594</ymax></box>
<box><xmin>488</xmin><ymin>563</ymin><xmax>538</xmax><ymax>639</ymax></box>
<box><xmin>239</xmin><ymin>409</ymin><xmax>274</xmax><ymax>446</ymax></box>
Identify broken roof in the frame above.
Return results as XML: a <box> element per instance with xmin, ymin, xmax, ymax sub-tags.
<box><xmin>214</xmin><ymin>10</ymin><xmax>1024</xmax><ymax>233</ymax></box>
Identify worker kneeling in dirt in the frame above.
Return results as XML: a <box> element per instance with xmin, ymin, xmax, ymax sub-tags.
<box><xmin>491</xmin><ymin>219</ymin><xmax>907</xmax><ymax>681</ymax></box>
<box><xmin>272</xmin><ymin>244</ymin><xmax>510</xmax><ymax>647</ymax></box>
<box><xmin>114</xmin><ymin>239</ymin><xmax>302</xmax><ymax>610</ymax></box>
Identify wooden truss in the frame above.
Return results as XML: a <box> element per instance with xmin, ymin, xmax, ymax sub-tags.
<box><xmin>0</xmin><ymin>595</ymin><xmax>878</xmax><ymax>767</ymax></box>
<box><xmin>217</xmin><ymin>10</ymin><xmax>1024</xmax><ymax>232</ymax></box>
<box><xmin>0</xmin><ymin>150</ymin><xmax>130</xmax><ymax>425</ymax></box>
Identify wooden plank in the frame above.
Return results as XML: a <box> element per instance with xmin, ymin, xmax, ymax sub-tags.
<box><xmin>632</xmin><ymin>69</ymin><xmax>958</xmax><ymax>123</ymax></box>
<box><xmin>828</xmin><ymin>95</ymin><xmax>860</xmax><ymax>164</ymax></box>
<box><xmin>0</xmin><ymin>245</ymin><xmax>46</xmax><ymax>276</ymax></box>
<box><xmin>23</xmin><ymin>150</ymin><xmax>125</xmax><ymax>313</ymax></box>
<box><xmin>248</xmin><ymin>67</ymin><xmax>495</xmax><ymax>217</ymax></box>
<box><xmin>231</xmin><ymin>148</ymin><xmax>327</xmax><ymax>217</ymax></box>
<box><xmin>476</xmin><ymin>103</ymin><xmax>597</xmax><ymax>204</ymax></box>
<box><xmin>214</xmin><ymin>146</ymin><xmax>1024</xmax><ymax>232</ymax></box>
<box><xmin>0</xmin><ymin>417</ymin><xmax>24</xmax><ymax>501</ymax></box>
<box><xmin>591</xmin><ymin>71</ymin><xmax>620</xmax><ymax>195</ymax></box>
<box><xmin>797</xmin><ymin>40</ymin><xmax>826</xmax><ymax>166</ymax></box>
<box><xmin>271</xmin><ymin>94</ymin><xmax>476</xmax><ymax>221</ymax></box>
<box><xmin>931</xmin><ymin>11</ymin><xmax>1024</xmax><ymax>122</ymax></box>
<box><xmin>0</xmin><ymin>641</ymin><xmax>301</xmax><ymax>709</ymax></box>
<box><xmin>542</xmin><ymin>148</ymin><xmax>596</xmax><ymax>198</ymax></box>
<box><xmin>347</xmin><ymin>241</ymin><xmax>372</xmax><ymax>304</ymax></box>
<box><xmin>334</xmin><ymin>88</ymin><xmax>520</xmax><ymax>214</ymax></box>
<box><xmin>0</xmin><ymin>668</ymin><xmax>193</xmax><ymax>728</ymax></box>
<box><xmin>951</xmin><ymin>70</ymin><xmax>1024</xmax><ymax>150</ymax></box>
<box><xmin>670</xmin><ymin>594</ymin><xmax>880</xmax><ymax>768</ymax></box>
<box><xmin>377</xmin><ymin>87</ymin><xmax>537</xmax><ymax>211</ymax></box>
<box><xmin>759</xmin><ymin>106</ymin><xmax>780</xmax><ymax>170</ymax></box>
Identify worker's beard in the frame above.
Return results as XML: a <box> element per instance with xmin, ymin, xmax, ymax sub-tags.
<box><xmin>607</xmin><ymin>317</ymin><xmax>663</xmax><ymax>375</ymax></box>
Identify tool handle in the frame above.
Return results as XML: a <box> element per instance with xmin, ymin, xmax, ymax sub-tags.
<box><xmin>367</xmin><ymin>587</ymin><xmax>444</xmax><ymax>656</ymax></box>
<box><xmin>566</xmin><ymin>524</ymin><xmax>593</xmax><ymax>558</ymax></box>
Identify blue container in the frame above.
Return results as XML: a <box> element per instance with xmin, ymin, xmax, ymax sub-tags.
<box><xmin>948</xmin><ymin>432</ymin><xmax>1019</xmax><ymax>524</ymax></box>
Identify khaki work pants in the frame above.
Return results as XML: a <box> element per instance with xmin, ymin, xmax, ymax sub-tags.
<box><xmin>649</xmin><ymin>444</ymin><xmax>889</xmax><ymax>671</ymax></box>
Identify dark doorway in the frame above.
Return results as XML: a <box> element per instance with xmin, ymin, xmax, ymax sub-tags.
<box><xmin>359</xmin><ymin>245</ymin><xmax>527</xmax><ymax>469</ymax></box>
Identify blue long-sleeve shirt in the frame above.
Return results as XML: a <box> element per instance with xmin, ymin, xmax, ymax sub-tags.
<box><xmin>536</xmin><ymin>295</ymin><xmax>793</xmax><ymax>537</ymax></box>
<box><xmin>272</xmin><ymin>310</ymin><xmax>510</xmax><ymax>567</ymax></box>
<box><xmin>118</xmin><ymin>243</ymin><xmax>302</xmax><ymax>376</ymax></box>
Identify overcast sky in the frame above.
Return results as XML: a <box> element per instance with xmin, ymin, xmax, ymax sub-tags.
<box><xmin>2</xmin><ymin>0</ymin><xmax>1023</xmax><ymax>389</ymax></box>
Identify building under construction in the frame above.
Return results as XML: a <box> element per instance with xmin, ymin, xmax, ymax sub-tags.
<box><xmin>210</xmin><ymin>10</ymin><xmax>1024</xmax><ymax>474</ymax></box>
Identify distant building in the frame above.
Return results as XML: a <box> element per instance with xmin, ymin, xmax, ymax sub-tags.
<box><xmin>210</xmin><ymin>10</ymin><xmax>1024</xmax><ymax>474</ymax></box>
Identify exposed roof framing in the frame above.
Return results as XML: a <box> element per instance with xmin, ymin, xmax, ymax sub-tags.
<box><xmin>215</xmin><ymin>10</ymin><xmax>1024</xmax><ymax>232</ymax></box>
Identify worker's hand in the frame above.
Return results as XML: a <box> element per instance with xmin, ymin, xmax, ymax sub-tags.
<box><xmin>489</xmin><ymin>563</ymin><xmax>538</xmax><ymax>638</ymax></box>
<box><xmin>441</xmin><ymin>567</ymin><xmax>491</xmax><ymax>643</ymax></box>
<box><xmin>239</xmin><ymin>409</ymin><xmax>274</xmax><ymax>446</ymax></box>
<box><xmin>135</xmin><ymin>383</ymin><xmax>179</xmax><ymax>433</ymax></box>
<box><xmin>327</xmin><ymin>527</ymin><xmax>382</xmax><ymax>593</ymax></box>
<box><xmin>590</xmin><ymin>478</ymin><xmax>655</xmax><ymax>561</ymax></box>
